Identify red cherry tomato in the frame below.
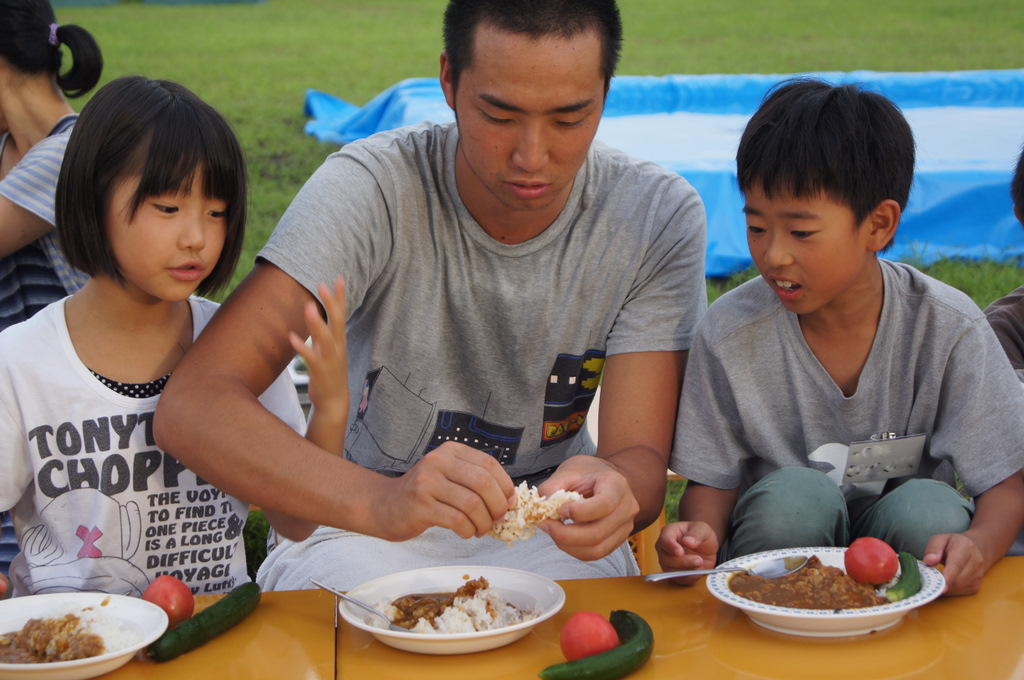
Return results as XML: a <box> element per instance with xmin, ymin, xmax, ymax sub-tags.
<box><xmin>845</xmin><ymin>537</ymin><xmax>899</xmax><ymax>585</ymax></box>
<box><xmin>142</xmin><ymin>575</ymin><xmax>195</xmax><ymax>629</ymax></box>
<box><xmin>559</xmin><ymin>611</ymin><xmax>620</xmax><ymax>661</ymax></box>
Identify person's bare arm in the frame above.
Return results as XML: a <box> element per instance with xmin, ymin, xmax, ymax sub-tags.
<box><xmin>0</xmin><ymin>196</ymin><xmax>54</xmax><ymax>258</ymax></box>
<box><xmin>539</xmin><ymin>350</ymin><xmax>685</xmax><ymax>561</ymax></box>
<box><xmin>923</xmin><ymin>472</ymin><xmax>1024</xmax><ymax>595</ymax></box>
<box><xmin>596</xmin><ymin>350</ymin><xmax>687</xmax><ymax>529</ymax></box>
<box><xmin>260</xmin><ymin>278</ymin><xmax>351</xmax><ymax>543</ymax></box>
<box><xmin>154</xmin><ymin>263</ymin><xmax>514</xmax><ymax>541</ymax></box>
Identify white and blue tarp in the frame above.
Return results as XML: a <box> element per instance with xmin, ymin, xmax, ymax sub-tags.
<box><xmin>304</xmin><ymin>69</ymin><xmax>1024</xmax><ymax>277</ymax></box>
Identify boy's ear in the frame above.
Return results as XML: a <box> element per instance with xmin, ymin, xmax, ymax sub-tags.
<box><xmin>865</xmin><ymin>199</ymin><xmax>901</xmax><ymax>253</ymax></box>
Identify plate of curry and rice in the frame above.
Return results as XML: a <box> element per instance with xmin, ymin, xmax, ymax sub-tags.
<box><xmin>338</xmin><ymin>566</ymin><xmax>565</xmax><ymax>655</ymax></box>
<box><xmin>0</xmin><ymin>593</ymin><xmax>168</xmax><ymax>680</ymax></box>
<box><xmin>706</xmin><ymin>546</ymin><xmax>945</xmax><ymax>637</ymax></box>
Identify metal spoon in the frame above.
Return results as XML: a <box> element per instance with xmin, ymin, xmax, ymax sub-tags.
<box><xmin>310</xmin><ymin>578</ymin><xmax>407</xmax><ymax>632</ymax></box>
<box><xmin>644</xmin><ymin>555</ymin><xmax>809</xmax><ymax>582</ymax></box>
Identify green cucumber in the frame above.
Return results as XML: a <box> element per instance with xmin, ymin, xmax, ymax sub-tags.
<box><xmin>148</xmin><ymin>582</ymin><xmax>262</xmax><ymax>662</ymax></box>
<box><xmin>539</xmin><ymin>610</ymin><xmax>653</xmax><ymax>680</ymax></box>
<box><xmin>886</xmin><ymin>552</ymin><xmax>922</xmax><ymax>602</ymax></box>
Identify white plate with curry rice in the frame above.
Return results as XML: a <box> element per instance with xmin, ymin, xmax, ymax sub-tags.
<box><xmin>705</xmin><ymin>546</ymin><xmax>945</xmax><ymax>637</ymax></box>
<box><xmin>338</xmin><ymin>566</ymin><xmax>565</xmax><ymax>654</ymax></box>
<box><xmin>0</xmin><ymin>592</ymin><xmax>168</xmax><ymax>680</ymax></box>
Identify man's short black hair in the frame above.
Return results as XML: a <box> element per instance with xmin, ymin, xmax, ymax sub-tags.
<box><xmin>737</xmin><ymin>79</ymin><xmax>916</xmax><ymax>248</ymax></box>
<box><xmin>56</xmin><ymin>75</ymin><xmax>247</xmax><ymax>296</ymax></box>
<box><xmin>442</xmin><ymin>0</ymin><xmax>622</xmax><ymax>94</ymax></box>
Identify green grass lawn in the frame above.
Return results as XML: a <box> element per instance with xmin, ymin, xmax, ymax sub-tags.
<box><xmin>55</xmin><ymin>0</ymin><xmax>1024</xmax><ymax>298</ymax></box>
<box><xmin>50</xmin><ymin>0</ymin><xmax>1024</xmax><ymax>531</ymax></box>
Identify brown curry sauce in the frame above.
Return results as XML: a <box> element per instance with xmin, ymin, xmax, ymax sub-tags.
<box><xmin>729</xmin><ymin>555</ymin><xmax>887</xmax><ymax>610</ymax></box>
<box><xmin>0</xmin><ymin>613</ymin><xmax>105</xmax><ymax>664</ymax></box>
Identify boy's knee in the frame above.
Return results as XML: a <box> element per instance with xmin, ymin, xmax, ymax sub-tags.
<box><xmin>750</xmin><ymin>467</ymin><xmax>843</xmax><ymax>508</ymax></box>
<box><xmin>857</xmin><ymin>479</ymin><xmax>971</xmax><ymax>557</ymax></box>
<box><xmin>727</xmin><ymin>467</ymin><xmax>848</xmax><ymax>558</ymax></box>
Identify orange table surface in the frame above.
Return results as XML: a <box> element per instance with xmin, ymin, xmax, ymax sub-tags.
<box><xmin>337</xmin><ymin>556</ymin><xmax>1024</xmax><ymax>680</ymax></box>
<box><xmin>97</xmin><ymin>556</ymin><xmax>1024</xmax><ymax>679</ymax></box>
<box><xmin>106</xmin><ymin>588</ymin><xmax>336</xmax><ymax>680</ymax></box>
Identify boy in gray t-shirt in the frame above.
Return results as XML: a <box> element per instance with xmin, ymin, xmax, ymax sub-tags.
<box><xmin>658</xmin><ymin>79</ymin><xmax>1024</xmax><ymax>597</ymax></box>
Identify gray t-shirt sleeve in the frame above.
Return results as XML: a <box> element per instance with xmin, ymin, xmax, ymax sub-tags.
<box><xmin>669</xmin><ymin>318</ymin><xmax>749</xmax><ymax>488</ymax></box>
<box><xmin>601</xmin><ymin>169</ymin><xmax>707</xmax><ymax>355</ymax></box>
<box><xmin>260</xmin><ymin>146</ymin><xmax>396</xmax><ymax>312</ymax></box>
<box><xmin>985</xmin><ymin>284</ymin><xmax>1024</xmax><ymax>371</ymax></box>
<box><xmin>926</xmin><ymin>313</ymin><xmax>1024</xmax><ymax>496</ymax></box>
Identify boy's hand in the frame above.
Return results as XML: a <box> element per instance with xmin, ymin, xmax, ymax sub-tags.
<box><xmin>536</xmin><ymin>455</ymin><xmax>640</xmax><ymax>562</ymax></box>
<box><xmin>654</xmin><ymin>520</ymin><xmax>719</xmax><ymax>585</ymax></box>
<box><xmin>923</xmin><ymin>532</ymin><xmax>986</xmax><ymax>596</ymax></box>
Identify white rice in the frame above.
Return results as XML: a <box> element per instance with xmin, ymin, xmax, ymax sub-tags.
<box><xmin>487</xmin><ymin>482</ymin><xmax>584</xmax><ymax>546</ymax></box>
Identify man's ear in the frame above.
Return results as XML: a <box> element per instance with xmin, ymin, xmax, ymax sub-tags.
<box><xmin>439</xmin><ymin>50</ymin><xmax>456</xmax><ymax>111</ymax></box>
<box><xmin>866</xmin><ymin>199</ymin><xmax>901</xmax><ymax>253</ymax></box>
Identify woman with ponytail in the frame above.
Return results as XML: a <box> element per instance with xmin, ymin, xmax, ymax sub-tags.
<box><xmin>0</xmin><ymin>0</ymin><xmax>103</xmax><ymax>330</ymax></box>
<box><xmin>0</xmin><ymin>0</ymin><xmax>103</xmax><ymax>592</ymax></box>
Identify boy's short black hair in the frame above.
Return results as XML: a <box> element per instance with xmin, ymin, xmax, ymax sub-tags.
<box><xmin>56</xmin><ymin>75</ymin><xmax>247</xmax><ymax>296</ymax></box>
<box><xmin>737</xmin><ymin>79</ymin><xmax>916</xmax><ymax>246</ymax></box>
<box><xmin>1012</xmin><ymin>143</ymin><xmax>1024</xmax><ymax>215</ymax></box>
<box><xmin>442</xmin><ymin>0</ymin><xmax>622</xmax><ymax>94</ymax></box>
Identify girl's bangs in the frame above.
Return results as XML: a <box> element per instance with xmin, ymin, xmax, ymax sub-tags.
<box><xmin>132</xmin><ymin>104</ymin><xmax>242</xmax><ymax>207</ymax></box>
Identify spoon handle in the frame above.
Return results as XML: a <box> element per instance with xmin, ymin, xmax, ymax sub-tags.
<box><xmin>643</xmin><ymin>567</ymin><xmax>745</xmax><ymax>582</ymax></box>
<box><xmin>309</xmin><ymin>578</ymin><xmax>403</xmax><ymax>631</ymax></box>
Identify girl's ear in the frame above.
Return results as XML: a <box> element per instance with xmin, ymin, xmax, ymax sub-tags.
<box><xmin>865</xmin><ymin>199</ymin><xmax>901</xmax><ymax>253</ymax></box>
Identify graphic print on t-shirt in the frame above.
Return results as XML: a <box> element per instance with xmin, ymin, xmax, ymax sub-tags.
<box><xmin>348</xmin><ymin>366</ymin><xmax>526</xmax><ymax>468</ymax></box>
<box><xmin>542</xmin><ymin>351</ymin><xmax>604</xmax><ymax>447</ymax></box>
<box><xmin>22</xmin><ymin>488</ymin><xmax>148</xmax><ymax>595</ymax></box>
<box><xmin>20</xmin><ymin>410</ymin><xmax>245</xmax><ymax>595</ymax></box>
<box><xmin>426</xmin><ymin>412</ymin><xmax>523</xmax><ymax>465</ymax></box>
<box><xmin>346</xmin><ymin>351</ymin><xmax>604</xmax><ymax>472</ymax></box>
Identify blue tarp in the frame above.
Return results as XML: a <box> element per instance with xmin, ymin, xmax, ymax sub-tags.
<box><xmin>304</xmin><ymin>70</ymin><xmax>1024</xmax><ymax>277</ymax></box>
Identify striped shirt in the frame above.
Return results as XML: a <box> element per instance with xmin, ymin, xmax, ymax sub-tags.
<box><xmin>0</xmin><ymin>115</ymin><xmax>88</xmax><ymax>331</ymax></box>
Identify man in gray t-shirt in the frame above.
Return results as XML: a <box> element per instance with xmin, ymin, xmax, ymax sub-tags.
<box><xmin>155</xmin><ymin>1</ymin><xmax>707</xmax><ymax>588</ymax></box>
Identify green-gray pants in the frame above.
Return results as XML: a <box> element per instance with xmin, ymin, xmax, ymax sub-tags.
<box><xmin>721</xmin><ymin>467</ymin><xmax>972</xmax><ymax>561</ymax></box>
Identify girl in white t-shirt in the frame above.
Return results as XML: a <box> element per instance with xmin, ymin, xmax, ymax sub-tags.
<box><xmin>0</xmin><ymin>76</ymin><xmax>316</xmax><ymax>598</ymax></box>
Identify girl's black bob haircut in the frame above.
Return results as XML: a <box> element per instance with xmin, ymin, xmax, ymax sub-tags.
<box><xmin>56</xmin><ymin>75</ymin><xmax>247</xmax><ymax>296</ymax></box>
<box><xmin>736</xmin><ymin>79</ymin><xmax>916</xmax><ymax>251</ymax></box>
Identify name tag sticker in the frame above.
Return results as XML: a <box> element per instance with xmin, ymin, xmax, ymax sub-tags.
<box><xmin>843</xmin><ymin>433</ymin><xmax>925</xmax><ymax>484</ymax></box>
